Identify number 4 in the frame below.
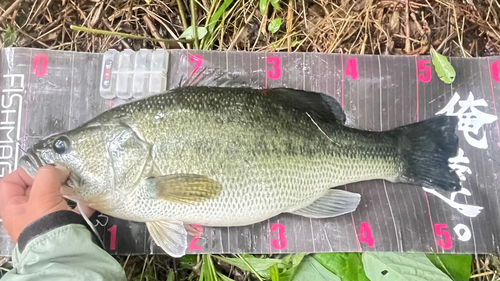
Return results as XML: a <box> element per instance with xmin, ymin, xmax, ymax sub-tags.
<box><xmin>345</xmin><ymin>58</ymin><xmax>358</xmax><ymax>80</ymax></box>
<box><xmin>359</xmin><ymin>222</ymin><xmax>375</xmax><ymax>247</ymax></box>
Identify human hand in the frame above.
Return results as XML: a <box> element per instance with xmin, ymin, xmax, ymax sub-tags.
<box><xmin>0</xmin><ymin>165</ymin><xmax>93</xmax><ymax>243</ymax></box>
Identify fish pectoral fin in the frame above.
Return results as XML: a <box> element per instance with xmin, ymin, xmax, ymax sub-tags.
<box><xmin>148</xmin><ymin>174</ymin><xmax>223</xmax><ymax>204</ymax></box>
<box><xmin>146</xmin><ymin>220</ymin><xmax>187</xmax><ymax>257</ymax></box>
<box><xmin>290</xmin><ymin>189</ymin><xmax>361</xmax><ymax>218</ymax></box>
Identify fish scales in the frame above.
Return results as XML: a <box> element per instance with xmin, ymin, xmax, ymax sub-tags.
<box><xmin>95</xmin><ymin>87</ymin><xmax>400</xmax><ymax>225</ymax></box>
<box><xmin>19</xmin><ymin>85</ymin><xmax>460</xmax><ymax>257</ymax></box>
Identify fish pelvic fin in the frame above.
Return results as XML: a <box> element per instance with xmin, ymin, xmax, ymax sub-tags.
<box><xmin>147</xmin><ymin>174</ymin><xmax>223</xmax><ymax>204</ymax></box>
<box><xmin>390</xmin><ymin>115</ymin><xmax>461</xmax><ymax>191</ymax></box>
<box><xmin>289</xmin><ymin>189</ymin><xmax>361</xmax><ymax>218</ymax></box>
<box><xmin>146</xmin><ymin>220</ymin><xmax>187</xmax><ymax>257</ymax></box>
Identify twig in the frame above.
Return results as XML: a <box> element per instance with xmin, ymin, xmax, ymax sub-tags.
<box><xmin>405</xmin><ymin>0</ymin><xmax>411</xmax><ymax>53</ymax></box>
<box><xmin>69</xmin><ymin>25</ymin><xmax>193</xmax><ymax>44</ymax></box>
<box><xmin>286</xmin><ymin>0</ymin><xmax>293</xmax><ymax>52</ymax></box>
<box><xmin>143</xmin><ymin>15</ymin><xmax>167</xmax><ymax>49</ymax></box>
<box><xmin>176</xmin><ymin>0</ymin><xmax>188</xmax><ymax>30</ymax></box>
<box><xmin>228</xmin><ymin>9</ymin><xmax>256</xmax><ymax>50</ymax></box>
<box><xmin>0</xmin><ymin>0</ymin><xmax>24</xmax><ymax>23</ymax></box>
<box><xmin>190</xmin><ymin>0</ymin><xmax>199</xmax><ymax>49</ymax></box>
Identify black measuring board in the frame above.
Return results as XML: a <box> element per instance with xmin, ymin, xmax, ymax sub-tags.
<box><xmin>0</xmin><ymin>47</ymin><xmax>499</xmax><ymax>256</ymax></box>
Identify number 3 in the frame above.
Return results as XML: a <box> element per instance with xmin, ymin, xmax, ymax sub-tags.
<box><xmin>267</xmin><ymin>57</ymin><xmax>281</xmax><ymax>80</ymax></box>
<box><xmin>271</xmin><ymin>223</ymin><xmax>287</xmax><ymax>250</ymax></box>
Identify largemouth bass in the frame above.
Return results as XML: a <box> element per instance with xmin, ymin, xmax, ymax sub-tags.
<box><xmin>18</xmin><ymin>85</ymin><xmax>461</xmax><ymax>257</ymax></box>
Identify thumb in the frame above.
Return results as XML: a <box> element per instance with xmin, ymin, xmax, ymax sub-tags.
<box><xmin>29</xmin><ymin>165</ymin><xmax>69</xmax><ymax>201</ymax></box>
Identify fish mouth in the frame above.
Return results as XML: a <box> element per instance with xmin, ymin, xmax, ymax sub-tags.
<box><xmin>18</xmin><ymin>149</ymin><xmax>46</xmax><ymax>178</ymax></box>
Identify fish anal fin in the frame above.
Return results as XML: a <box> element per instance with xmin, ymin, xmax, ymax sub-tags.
<box><xmin>146</xmin><ymin>220</ymin><xmax>187</xmax><ymax>257</ymax></box>
<box><xmin>148</xmin><ymin>174</ymin><xmax>223</xmax><ymax>204</ymax></box>
<box><xmin>290</xmin><ymin>189</ymin><xmax>361</xmax><ymax>218</ymax></box>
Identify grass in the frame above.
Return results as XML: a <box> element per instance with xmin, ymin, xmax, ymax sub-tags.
<box><xmin>0</xmin><ymin>0</ymin><xmax>500</xmax><ymax>280</ymax></box>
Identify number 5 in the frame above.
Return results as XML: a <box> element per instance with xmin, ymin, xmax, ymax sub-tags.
<box><xmin>418</xmin><ymin>60</ymin><xmax>431</xmax><ymax>83</ymax></box>
<box><xmin>435</xmin><ymin>224</ymin><xmax>452</xmax><ymax>250</ymax></box>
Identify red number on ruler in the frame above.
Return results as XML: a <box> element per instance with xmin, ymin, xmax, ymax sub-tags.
<box><xmin>435</xmin><ymin>224</ymin><xmax>452</xmax><ymax>250</ymax></box>
<box><xmin>359</xmin><ymin>222</ymin><xmax>375</xmax><ymax>247</ymax></box>
<box><xmin>188</xmin><ymin>224</ymin><xmax>203</xmax><ymax>251</ymax></box>
<box><xmin>418</xmin><ymin>60</ymin><xmax>432</xmax><ymax>83</ymax></box>
<box><xmin>33</xmin><ymin>54</ymin><xmax>48</xmax><ymax>77</ymax></box>
<box><xmin>271</xmin><ymin>223</ymin><xmax>287</xmax><ymax>250</ymax></box>
<box><xmin>189</xmin><ymin>54</ymin><xmax>203</xmax><ymax>76</ymax></box>
<box><xmin>345</xmin><ymin>58</ymin><xmax>358</xmax><ymax>80</ymax></box>
<box><xmin>492</xmin><ymin>61</ymin><xmax>500</xmax><ymax>82</ymax></box>
<box><xmin>107</xmin><ymin>225</ymin><xmax>117</xmax><ymax>250</ymax></box>
<box><xmin>267</xmin><ymin>56</ymin><xmax>281</xmax><ymax>80</ymax></box>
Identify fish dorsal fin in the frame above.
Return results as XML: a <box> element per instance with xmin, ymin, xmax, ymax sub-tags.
<box><xmin>259</xmin><ymin>88</ymin><xmax>346</xmax><ymax>124</ymax></box>
<box><xmin>178</xmin><ymin>67</ymin><xmax>249</xmax><ymax>88</ymax></box>
<box><xmin>147</xmin><ymin>174</ymin><xmax>223</xmax><ymax>204</ymax></box>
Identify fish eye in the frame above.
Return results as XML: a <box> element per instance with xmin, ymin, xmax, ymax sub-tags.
<box><xmin>53</xmin><ymin>136</ymin><xmax>71</xmax><ymax>154</ymax></box>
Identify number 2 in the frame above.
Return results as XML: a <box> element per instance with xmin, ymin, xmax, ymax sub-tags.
<box><xmin>189</xmin><ymin>54</ymin><xmax>203</xmax><ymax>76</ymax></box>
<box><xmin>435</xmin><ymin>224</ymin><xmax>452</xmax><ymax>250</ymax></box>
<box><xmin>418</xmin><ymin>60</ymin><xmax>432</xmax><ymax>83</ymax></box>
<box><xmin>492</xmin><ymin>61</ymin><xmax>500</xmax><ymax>82</ymax></box>
<box><xmin>107</xmin><ymin>225</ymin><xmax>117</xmax><ymax>250</ymax></box>
<box><xmin>359</xmin><ymin>222</ymin><xmax>375</xmax><ymax>247</ymax></box>
<box><xmin>345</xmin><ymin>58</ymin><xmax>358</xmax><ymax>80</ymax></box>
<box><xmin>188</xmin><ymin>225</ymin><xmax>203</xmax><ymax>251</ymax></box>
<box><xmin>33</xmin><ymin>54</ymin><xmax>48</xmax><ymax>77</ymax></box>
<box><xmin>271</xmin><ymin>223</ymin><xmax>287</xmax><ymax>250</ymax></box>
<box><xmin>267</xmin><ymin>56</ymin><xmax>281</xmax><ymax>80</ymax></box>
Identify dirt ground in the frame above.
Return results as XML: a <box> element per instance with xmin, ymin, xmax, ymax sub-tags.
<box><xmin>1</xmin><ymin>0</ymin><xmax>500</xmax><ymax>280</ymax></box>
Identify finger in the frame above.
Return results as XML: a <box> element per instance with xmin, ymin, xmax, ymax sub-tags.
<box><xmin>29</xmin><ymin>165</ymin><xmax>69</xmax><ymax>200</ymax></box>
<box><xmin>0</xmin><ymin>169</ymin><xmax>32</xmax><ymax>207</ymax></box>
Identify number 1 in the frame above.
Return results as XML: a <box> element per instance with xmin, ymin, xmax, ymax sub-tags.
<box><xmin>107</xmin><ymin>225</ymin><xmax>117</xmax><ymax>250</ymax></box>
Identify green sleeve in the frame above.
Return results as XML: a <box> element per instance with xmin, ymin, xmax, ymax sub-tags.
<box><xmin>2</xmin><ymin>211</ymin><xmax>126</xmax><ymax>281</ymax></box>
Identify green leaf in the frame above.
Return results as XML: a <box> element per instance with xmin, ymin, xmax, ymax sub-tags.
<box><xmin>426</xmin><ymin>254</ymin><xmax>472</xmax><ymax>281</ymax></box>
<box><xmin>260</xmin><ymin>0</ymin><xmax>268</xmax><ymax>15</ymax></box>
<box><xmin>291</xmin><ymin>256</ymin><xmax>341</xmax><ymax>281</ymax></box>
<box><xmin>1</xmin><ymin>27</ymin><xmax>17</xmax><ymax>47</ymax></box>
<box><xmin>206</xmin><ymin>0</ymin><xmax>234</xmax><ymax>33</ymax></box>
<box><xmin>200</xmin><ymin>255</ymin><xmax>218</xmax><ymax>281</ymax></box>
<box><xmin>270</xmin><ymin>0</ymin><xmax>281</xmax><ymax>10</ymax></box>
<box><xmin>431</xmin><ymin>48</ymin><xmax>456</xmax><ymax>84</ymax></box>
<box><xmin>215</xmin><ymin>254</ymin><xmax>285</xmax><ymax>279</ymax></box>
<box><xmin>362</xmin><ymin>252</ymin><xmax>452</xmax><ymax>281</ymax></box>
<box><xmin>268</xmin><ymin>18</ymin><xmax>282</xmax><ymax>34</ymax></box>
<box><xmin>315</xmin><ymin>253</ymin><xmax>370</xmax><ymax>281</ymax></box>
<box><xmin>180</xmin><ymin>255</ymin><xmax>198</xmax><ymax>269</ymax></box>
<box><xmin>278</xmin><ymin>254</ymin><xmax>306</xmax><ymax>281</ymax></box>
<box><xmin>217</xmin><ymin>272</ymin><xmax>236</xmax><ymax>281</ymax></box>
<box><xmin>179</xmin><ymin>26</ymin><xmax>208</xmax><ymax>40</ymax></box>
<box><xmin>270</xmin><ymin>264</ymin><xmax>280</xmax><ymax>281</ymax></box>
<box><xmin>166</xmin><ymin>270</ymin><xmax>175</xmax><ymax>281</ymax></box>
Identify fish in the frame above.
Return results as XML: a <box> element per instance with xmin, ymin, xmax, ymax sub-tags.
<box><xmin>18</xmin><ymin>82</ymin><xmax>461</xmax><ymax>257</ymax></box>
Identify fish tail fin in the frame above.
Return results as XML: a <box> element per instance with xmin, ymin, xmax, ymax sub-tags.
<box><xmin>391</xmin><ymin>115</ymin><xmax>461</xmax><ymax>191</ymax></box>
